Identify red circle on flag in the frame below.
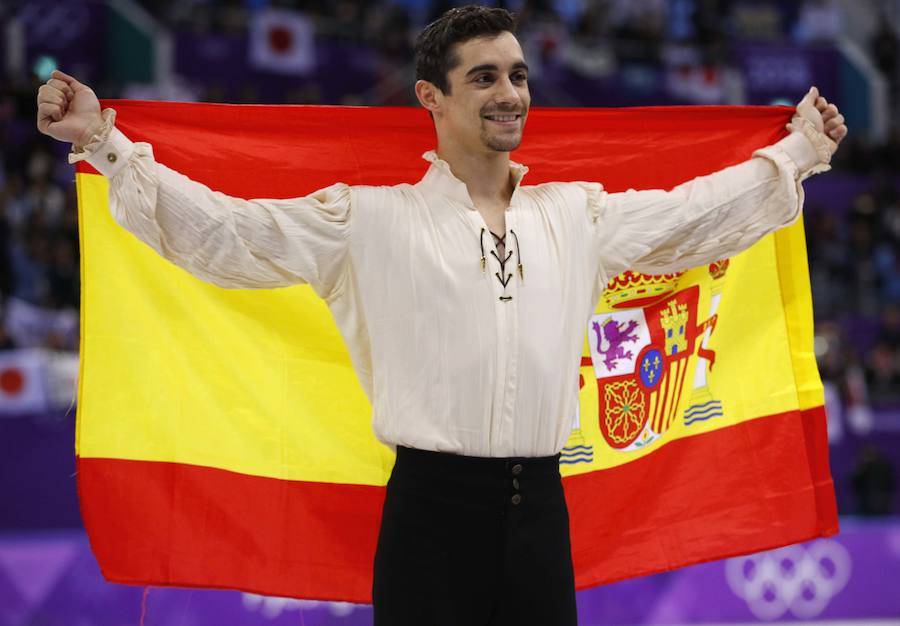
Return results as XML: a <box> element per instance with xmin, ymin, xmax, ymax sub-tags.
<box><xmin>269</xmin><ymin>26</ymin><xmax>293</xmax><ymax>53</ymax></box>
<box><xmin>0</xmin><ymin>367</ymin><xmax>24</xmax><ymax>395</ymax></box>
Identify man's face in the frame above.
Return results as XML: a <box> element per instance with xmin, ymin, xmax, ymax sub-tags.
<box><xmin>438</xmin><ymin>31</ymin><xmax>530</xmax><ymax>154</ymax></box>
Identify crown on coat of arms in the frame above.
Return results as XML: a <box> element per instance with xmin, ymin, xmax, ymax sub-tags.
<box><xmin>603</xmin><ymin>270</ymin><xmax>684</xmax><ymax>309</ymax></box>
<box><xmin>708</xmin><ymin>259</ymin><xmax>730</xmax><ymax>280</ymax></box>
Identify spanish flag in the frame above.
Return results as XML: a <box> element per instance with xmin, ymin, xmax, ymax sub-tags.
<box><xmin>74</xmin><ymin>102</ymin><xmax>837</xmax><ymax>602</ymax></box>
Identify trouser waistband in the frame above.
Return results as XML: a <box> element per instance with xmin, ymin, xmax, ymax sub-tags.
<box><xmin>394</xmin><ymin>445</ymin><xmax>561</xmax><ymax>479</ymax></box>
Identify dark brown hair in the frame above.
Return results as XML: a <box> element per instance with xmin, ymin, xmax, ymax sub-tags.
<box><xmin>414</xmin><ymin>5</ymin><xmax>517</xmax><ymax>94</ymax></box>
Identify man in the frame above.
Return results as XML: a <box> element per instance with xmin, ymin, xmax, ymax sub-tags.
<box><xmin>37</xmin><ymin>5</ymin><xmax>846</xmax><ymax>626</ymax></box>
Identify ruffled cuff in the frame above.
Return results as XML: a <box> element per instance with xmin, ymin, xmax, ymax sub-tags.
<box><xmin>68</xmin><ymin>108</ymin><xmax>116</xmax><ymax>161</ymax></box>
<box><xmin>68</xmin><ymin>108</ymin><xmax>135</xmax><ymax>179</ymax></box>
<box><xmin>790</xmin><ymin>116</ymin><xmax>836</xmax><ymax>165</ymax></box>
<box><xmin>773</xmin><ymin>117</ymin><xmax>835</xmax><ymax>182</ymax></box>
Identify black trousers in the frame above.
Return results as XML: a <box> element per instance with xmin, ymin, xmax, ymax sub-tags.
<box><xmin>372</xmin><ymin>446</ymin><xmax>578</xmax><ymax>626</ymax></box>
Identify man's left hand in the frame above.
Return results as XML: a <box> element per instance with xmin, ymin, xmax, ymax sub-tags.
<box><xmin>788</xmin><ymin>87</ymin><xmax>848</xmax><ymax>160</ymax></box>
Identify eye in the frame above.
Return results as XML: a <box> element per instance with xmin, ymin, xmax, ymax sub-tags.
<box><xmin>511</xmin><ymin>72</ymin><xmax>528</xmax><ymax>83</ymax></box>
<box><xmin>474</xmin><ymin>74</ymin><xmax>494</xmax><ymax>84</ymax></box>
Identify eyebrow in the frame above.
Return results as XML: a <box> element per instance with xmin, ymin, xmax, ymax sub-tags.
<box><xmin>465</xmin><ymin>61</ymin><xmax>529</xmax><ymax>77</ymax></box>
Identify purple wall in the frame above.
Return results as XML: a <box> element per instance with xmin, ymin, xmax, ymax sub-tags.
<box><xmin>0</xmin><ymin>414</ymin><xmax>81</xmax><ymax>529</ymax></box>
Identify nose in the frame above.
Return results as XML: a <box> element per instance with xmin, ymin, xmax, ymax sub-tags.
<box><xmin>494</xmin><ymin>75</ymin><xmax>521</xmax><ymax>107</ymax></box>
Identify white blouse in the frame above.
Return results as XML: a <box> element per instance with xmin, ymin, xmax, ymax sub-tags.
<box><xmin>71</xmin><ymin>109</ymin><xmax>827</xmax><ymax>458</ymax></box>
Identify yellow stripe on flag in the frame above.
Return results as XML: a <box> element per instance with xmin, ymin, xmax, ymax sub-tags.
<box><xmin>78</xmin><ymin>167</ymin><xmax>820</xmax><ymax>482</ymax></box>
<box><xmin>76</xmin><ymin>173</ymin><xmax>394</xmax><ymax>486</ymax></box>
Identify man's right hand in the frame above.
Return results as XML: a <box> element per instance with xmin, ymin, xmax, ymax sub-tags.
<box><xmin>36</xmin><ymin>69</ymin><xmax>104</xmax><ymax>148</ymax></box>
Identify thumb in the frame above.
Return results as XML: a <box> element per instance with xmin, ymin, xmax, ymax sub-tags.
<box><xmin>51</xmin><ymin>69</ymin><xmax>90</xmax><ymax>93</ymax></box>
<box><xmin>798</xmin><ymin>86</ymin><xmax>819</xmax><ymax>109</ymax></box>
<box><xmin>795</xmin><ymin>86</ymin><xmax>823</xmax><ymax>132</ymax></box>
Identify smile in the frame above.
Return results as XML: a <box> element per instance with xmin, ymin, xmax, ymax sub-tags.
<box><xmin>483</xmin><ymin>114</ymin><xmax>521</xmax><ymax>125</ymax></box>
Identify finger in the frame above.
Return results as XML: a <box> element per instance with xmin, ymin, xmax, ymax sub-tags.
<box><xmin>830</xmin><ymin>125</ymin><xmax>848</xmax><ymax>142</ymax></box>
<box><xmin>38</xmin><ymin>101</ymin><xmax>64</xmax><ymax>123</ymax></box>
<box><xmin>50</xmin><ymin>69</ymin><xmax>88</xmax><ymax>91</ymax></box>
<box><xmin>798</xmin><ymin>86</ymin><xmax>818</xmax><ymax>109</ymax></box>
<box><xmin>37</xmin><ymin>90</ymin><xmax>67</xmax><ymax>115</ymax></box>
<box><xmin>825</xmin><ymin>115</ymin><xmax>845</xmax><ymax>131</ymax></box>
<box><xmin>47</xmin><ymin>78</ymin><xmax>74</xmax><ymax>98</ymax></box>
<box><xmin>816</xmin><ymin>96</ymin><xmax>829</xmax><ymax>111</ymax></box>
<box><xmin>38</xmin><ymin>86</ymin><xmax>67</xmax><ymax>107</ymax></box>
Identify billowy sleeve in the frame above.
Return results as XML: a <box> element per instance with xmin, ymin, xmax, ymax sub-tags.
<box><xmin>581</xmin><ymin>129</ymin><xmax>832</xmax><ymax>282</ymax></box>
<box><xmin>69</xmin><ymin>108</ymin><xmax>351</xmax><ymax>297</ymax></box>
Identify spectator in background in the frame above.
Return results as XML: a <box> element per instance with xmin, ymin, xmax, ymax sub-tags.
<box><xmin>851</xmin><ymin>445</ymin><xmax>897</xmax><ymax>515</ymax></box>
<box><xmin>560</xmin><ymin>3</ymin><xmax>617</xmax><ymax>79</ymax></box>
<box><xmin>25</xmin><ymin>148</ymin><xmax>66</xmax><ymax>227</ymax></box>
<box><xmin>794</xmin><ymin>0</ymin><xmax>842</xmax><ymax>44</ymax></box>
<box><xmin>864</xmin><ymin>341</ymin><xmax>900</xmax><ymax>405</ymax></box>
<box><xmin>874</xmin><ymin>232</ymin><xmax>900</xmax><ymax>304</ymax></box>
<box><xmin>848</xmin><ymin>193</ymin><xmax>880</xmax><ymax>317</ymax></box>
<box><xmin>47</xmin><ymin>234</ymin><xmax>79</xmax><ymax>310</ymax></box>
<box><xmin>2</xmin><ymin>174</ymin><xmax>30</xmax><ymax>234</ymax></box>
<box><xmin>0</xmin><ymin>305</ymin><xmax>14</xmax><ymax>350</ymax></box>
<box><xmin>691</xmin><ymin>0</ymin><xmax>731</xmax><ymax>47</ymax></box>
<box><xmin>881</xmin><ymin>305</ymin><xmax>900</xmax><ymax>347</ymax></box>
<box><xmin>871</xmin><ymin>15</ymin><xmax>899</xmax><ymax>99</ymax></box>
<box><xmin>608</xmin><ymin>0</ymin><xmax>667</xmax><ymax>64</ymax></box>
<box><xmin>8</xmin><ymin>224</ymin><xmax>51</xmax><ymax>308</ymax></box>
<box><xmin>329</xmin><ymin>0</ymin><xmax>370</xmax><ymax>44</ymax></box>
<box><xmin>0</xmin><ymin>70</ymin><xmax>81</xmax><ymax>351</ymax></box>
<box><xmin>372</xmin><ymin>3</ymin><xmax>414</xmax><ymax>60</ymax></box>
<box><xmin>0</xmin><ymin>187</ymin><xmax>11</xmax><ymax>297</ymax></box>
<box><xmin>806</xmin><ymin>209</ymin><xmax>849</xmax><ymax>316</ymax></box>
<box><xmin>731</xmin><ymin>0</ymin><xmax>785</xmax><ymax>42</ymax></box>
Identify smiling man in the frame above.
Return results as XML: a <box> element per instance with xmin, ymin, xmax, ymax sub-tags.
<box><xmin>36</xmin><ymin>4</ymin><xmax>847</xmax><ymax>626</ymax></box>
<box><xmin>414</xmin><ymin>20</ymin><xmax>532</xmax><ymax>242</ymax></box>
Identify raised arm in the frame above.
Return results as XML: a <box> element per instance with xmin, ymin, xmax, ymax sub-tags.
<box><xmin>37</xmin><ymin>70</ymin><xmax>350</xmax><ymax>297</ymax></box>
<box><xmin>585</xmin><ymin>88</ymin><xmax>847</xmax><ymax>282</ymax></box>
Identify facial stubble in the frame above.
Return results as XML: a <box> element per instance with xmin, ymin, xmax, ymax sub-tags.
<box><xmin>480</xmin><ymin>119</ymin><xmax>524</xmax><ymax>152</ymax></box>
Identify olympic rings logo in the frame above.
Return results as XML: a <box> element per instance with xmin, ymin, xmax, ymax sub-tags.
<box><xmin>242</xmin><ymin>593</ymin><xmax>358</xmax><ymax>619</ymax></box>
<box><xmin>725</xmin><ymin>539</ymin><xmax>851</xmax><ymax>620</ymax></box>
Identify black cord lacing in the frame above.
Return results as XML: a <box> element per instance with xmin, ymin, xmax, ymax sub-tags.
<box><xmin>479</xmin><ymin>228</ymin><xmax>487</xmax><ymax>273</ymax></box>
<box><xmin>511</xmin><ymin>228</ymin><xmax>524</xmax><ymax>281</ymax></box>
<box><xmin>479</xmin><ymin>227</ymin><xmax>524</xmax><ymax>285</ymax></box>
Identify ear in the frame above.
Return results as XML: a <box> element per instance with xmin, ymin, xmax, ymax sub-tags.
<box><xmin>415</xmin><ymin>79</ymin><xmax>442</xmax><ymax>115</ymax></box>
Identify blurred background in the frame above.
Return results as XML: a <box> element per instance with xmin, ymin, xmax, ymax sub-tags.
<box><xmin>1</xmin><ymin>0</ymin><xmax>899</xmax><ymax>624</ymax></box>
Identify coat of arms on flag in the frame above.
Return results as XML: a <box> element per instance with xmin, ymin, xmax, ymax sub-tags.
<box><xmin>576</xmin><ymin>260</ymin><xmax>730</xmax><ymax>455</ymax></box>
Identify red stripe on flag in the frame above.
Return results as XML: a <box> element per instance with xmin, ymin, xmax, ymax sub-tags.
<box><xmin>77</xmin><ymin>457</ymin><xmax>385</xmax><ymax>603</ymax></box>
<box><xmin>74</xmin><ymin>103</ymin><xmax>793</xmax><ymax>197</ymax></box>
<box><xmin>77</xmin><ymin>406</ymin><xmax>835</xmax><ymax>602</ymax></box>
<box><xmin>567</xmin><ymin>405</ymin><xmax>837</xmax><ymax>588</ymax></box>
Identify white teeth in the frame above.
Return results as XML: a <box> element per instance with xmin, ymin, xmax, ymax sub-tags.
<box><xmin>487</xmin><ymin>115</ymin><xmax>517</xmax><ymax>121</ymax></box>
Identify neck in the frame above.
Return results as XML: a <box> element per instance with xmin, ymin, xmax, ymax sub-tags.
<box><xmin>435</xmin><ymin>142</ymin><xmax>514</xmax><ymax>205</ymax></box>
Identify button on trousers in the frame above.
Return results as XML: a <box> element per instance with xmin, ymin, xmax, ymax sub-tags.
<box><xmin>372</xmin><ymin>446</ymin><xmax>578</xmax><ymax>626</ymax></box>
